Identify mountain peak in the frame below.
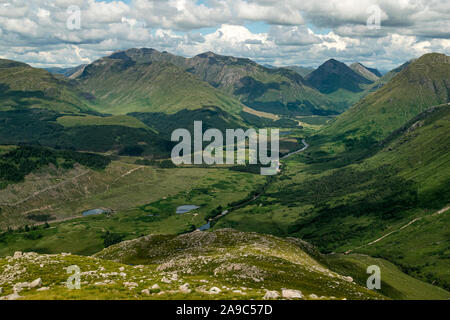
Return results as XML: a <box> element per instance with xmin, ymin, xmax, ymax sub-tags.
<box><xmin>306</xmin><ymin>58</ymin><xmax>373</xmax><ymax>94</ymax></box>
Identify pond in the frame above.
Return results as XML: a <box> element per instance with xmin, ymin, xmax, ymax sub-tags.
<box><xmin>176</xmin><ymin>205</ymin><xmax>200</xmax><ymax>214</ymax></box>
<box><xmin>82</xmin><ymin>208</ymin><xmax>107</xmax><ymax>216</ymax></box>
<box><xmin>198</xmin><ymin>221</ymin><xmax>211</xmax><ymax>231</ymax></box>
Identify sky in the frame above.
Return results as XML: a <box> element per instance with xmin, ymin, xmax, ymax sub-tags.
<box><xmin>0</xmin><ymin>0</ymin><xmax>449</xmax><ymax>70</ymax></box>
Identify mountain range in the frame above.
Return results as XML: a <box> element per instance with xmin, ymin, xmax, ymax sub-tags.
<box><xmin>0</xmin><ymin>49</ymin><xmax>448</xmax><ymax>300</ymax></box>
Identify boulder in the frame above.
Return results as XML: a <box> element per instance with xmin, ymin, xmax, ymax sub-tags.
<box><xmin>282</xmin><ymin>289</ymin><xmax>303</xmax><ymax>299</ymax></box>
<box><xmin>179</xmin><ymin>283</ymin><xmax>191</xmax><ymax>293</ymax></box>
<box><xmin>209</xmin><ymin>287</ymin><xmax>221</xmax><ymax>294</ymax></box>
<box><xmin>161</xmin><ymin>277</ymin><xmax>171</xmax><ymax>284</ymax></box>
<box><xmin>29</xmin><ymin>278</ymin><xmax>43</xmax><ymax>289</ymax></box>
<box><xmin>0</xmin><ymin>292</ymin><xmax>22</xmax><ymax>300</ymax></box>
<box><xmin>342</xmin><ymin>276</ymin><xmax>353</xmax><ymax>282</ymax></box>
<box><xmin>37</xmin><ymin>287</ymin><xmax>50</xmax><ymax>292</ymax></box>
<box><xmin>263</xmin><ymin>290</ymin><xmax>280</xmax><ymax>299</ymax></box>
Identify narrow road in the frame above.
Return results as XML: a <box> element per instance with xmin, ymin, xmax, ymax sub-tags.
<box><xmin>345</xmin><ymin>206</ymin><xmax>450</xmax><ymax>254</ymax></box>
<box><xmin>0</xmin><ymin>170</ymin><xmax>90</xmax><ymax>207</ymax></box>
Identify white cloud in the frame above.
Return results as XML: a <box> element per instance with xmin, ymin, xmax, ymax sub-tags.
<box><xmin>0</xmin><ymin>0</ymin><xmax>447</xmax><ymax>69</ymax></box>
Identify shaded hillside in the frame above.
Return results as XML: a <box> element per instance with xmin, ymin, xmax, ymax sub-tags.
<box><xmin>306</xmin><ymin>59</ymin><xmax>373</xmax><ymax>94</ymax></box>
<box><xmin>0</xmin><ymin>109</ymin><xmax>173</xmax><ymax>157</ymax></box>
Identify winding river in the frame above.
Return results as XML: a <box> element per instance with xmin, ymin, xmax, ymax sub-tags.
<box><xmin>198</xmin><ymin>139</ymin><xmax>309</xmax><ymax>231</ymax></box>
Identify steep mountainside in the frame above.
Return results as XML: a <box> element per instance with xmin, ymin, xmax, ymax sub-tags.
<box><xmin>184</xmin><ymin>51</ymin><xmax>337</xmax><ymax>115</ymax></box>
<box><xmin>101</xmin><ymin>48</ymin><xmax>337</xmax><ymax>115</ymax></box>
<box><xmin>325</xmin><ymin>53</ymin><xmax>450</xmax><ymax>140</ymax></box>
<box><xmin>75</xmin><ymin>51</ymin><xmax>244</xmax><ymax>116</ymax></box>
<box><xmin>361</xmin><ymin>60</ymin><xmax>414</xmax><ymax>96</ymax></box>
<box><xmin>350</xmin><ymin>63</ymin><xmax>381</xmax><ymax>82</ymax></box>
<box><xmin>0</xmin><ymin>59</ymin><xmax>93</xmax><ymax>113</ymax></box>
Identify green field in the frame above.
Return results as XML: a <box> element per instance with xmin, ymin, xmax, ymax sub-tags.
<box><xmin>0</xmin><ymin>164</ymin><xmax>266</xmax><ymax>256</ymax></box>
<box><xmin>56</xmin><ymin>114</ymin><xmax>151</xmax><ymax>130</ymax></box>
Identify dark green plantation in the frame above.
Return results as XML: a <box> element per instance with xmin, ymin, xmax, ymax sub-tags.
<box><xmin>0</xmin><ymin>145</ymin><xmax>110</xmax><ymax>188</ymax></box>
<box><xmin>0</xmin><ymin>109</ymin><xmax>173</xmax><ymax>157</ymax></box>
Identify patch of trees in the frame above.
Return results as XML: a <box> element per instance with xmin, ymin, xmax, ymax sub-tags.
<box><xmin>0</xmin><ymin>145</ymin><xmax>111</xmax><ymax>188</ymax></box>
<box><xmin>101</xmin><ymin>231</ymin><xmax>125</xmax><ymax>248</ymax></box>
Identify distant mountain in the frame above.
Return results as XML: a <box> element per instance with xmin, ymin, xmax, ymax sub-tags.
<box><xmin>325</xmin><ymin>53</ymin><xmax>450</xmax><ymax>140</ymax></box>
<box><xmin>75</xmin><ymin>50</ymin><xmax>245</xmax><ymax>117</ymax></box>
<box><xmin>305</xmin><ymin>59</ymin><xmax>373</xmax><ymax>94</ymax></box>
<box><xmin>184</xmin><ymin>51</ymin><xmax>338</xmax><ymax>115</ymax></box>
<box><xmin>349</xmin><ymin>63</ymin><xmax>381</xmax><ymax>82</ymax></box>
<box><xmin>303</xmin><ymin>59</ymin><xmax>375</xmax><ymax>109</ymax></box>
<box><xmin>107</xmin><ymin>48</ymin><xmax>338</xmax><ymax>116</ymax></box>
<box><xmin>46</xmin><ymin>64</ymin><xmax>87</xmax><ymax>79</ymax></box>
<box><xmin>0</xmin><ymin>59</ymin><xmax>93</xmax><ymax>113</ymax></box>
<box><xmin>285</xmin><ymin>65</ymin><xmax>315</xmax><ymax>77</ymax></box>
<box><xmin>0</xmin><ymin>58</ymin><xmax>174</xmax><ymax>157</ymax></box>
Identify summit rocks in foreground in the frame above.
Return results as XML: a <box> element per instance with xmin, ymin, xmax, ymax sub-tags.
<box><xmin>0</xmin><ymin>229</ymin><xmax>382</xmax><ymax>300</ymax></box>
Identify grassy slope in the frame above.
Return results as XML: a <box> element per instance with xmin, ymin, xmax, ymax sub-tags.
<box><xmin>76</xmin><ymin>53</ymin><xmax>244</xmax><ymax>116</ymax></box>
<box><xmin>349</xmin><ymin>63</ymin><xmax>380</xmax><ymax>82</ymax></box>
<box><xmin>56</xmin><ymin>114</ymin><xmax>150</xmax><ymax>130</ymax></box>
<box><xmin>0</xmin><ymin>59</ymin><xmax>93</xmax><ymax>113</ymax></box>
<box><xmin>0</xmin><ymin>160</ymin><xmax>266</xmax><ymax>256</ymax></box>
<box><xmin>324</xmin><ymin>53</ymin><xmax>450</xmax><ymax>140</ymax></box>
<box><xmin>323</xmin><ymin>254</ymin><xmax>449</xmax><ymax>300</ymax></box>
